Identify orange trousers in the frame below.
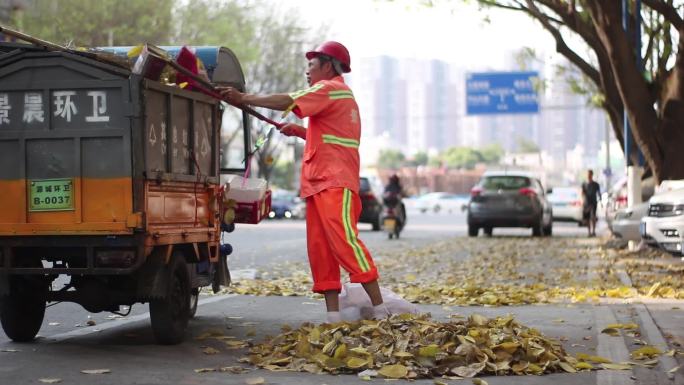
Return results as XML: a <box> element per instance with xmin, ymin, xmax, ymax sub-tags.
<box><xmin>306</xmin><ymin>188</ymin><xmax>379</xmax><ymax>293</ymax></box>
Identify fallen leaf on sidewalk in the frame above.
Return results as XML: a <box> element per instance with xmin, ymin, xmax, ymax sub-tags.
<box><xmin>601</xmin><ymin>363</ymin><xmax>632</xmax><ymax>370</ymax></box>
<box><xmin>646</xmin><ymin>282</ymin><xmax>661</xmax><ymax>297</ymax></box>
<box><xmin>245</xmin><ymin>377</ymin><xmax>265</xmax><ymax>385</ymax></box>
<box><xmin>577</xmin><ymin>353</ymin><xmax>612</xmax><ymax>363</ymax></box>
<box><xmin>575</xmin><ymin>362</ymin><xmax>594</xmax><ymax>370</ymax></box>
<box><xmin>631</xmin><ymin>346</ymin><xmax>662</xmax><ymax>360</ymax></box>
<box><xmin>601</xmin><ymin>327</ymin><xmax>620</xmax><ymax>337</ymax></box>
<box><xmin>48</xmin><ymin>322</ymin><xmax>60</xmax><ymax>326</ymax></box>
<box><xmin>194</xmin><ymin>368</ymin><xmax>216</xmax><ymax>373</ymax></box>
<box><xmin>378</xmin><ymin>364</ymin><xmax>408</xmax><ymax>379</ymax></box>
<box><xmin>80</xmin><ymin>369</ymin><xmax>111</xmax><ymax>375</ymax></box>
<box><xmin>472</xmin><ymin>379</ymin><xmax>488</xmax><ymax>385</ymax></box>
<box><xmin>558</xmin><ymin>362</ymin><xmax>576</xmax><ymax>373</ymax></box>
<box><xmin>1</xmin><ymin>349</ymin><xmax>20</xmax><ymax>353</ymax></box>
<box><xmin>224</xmin><ymin>340</ymin><xmax>248</xmax><ymax>348</ymax></box>
<box><xmin>219</xmin><ymin>366</ymin><xmax>249</xmax><ymax>374</ymax></box>
<box><xmin>606</xmin><ymin>323</ymin><xmax>639</xmax><ymax>330</ymax></box>
<box><xmin>195</xmin><ymin>328</ymin><xmax>226</xmax><ymax>340</ymax></box>
<box><xmin>202</xmin><ymin>347</ymin><xmax>220</xmax><ymax>355</ymax></box>
<box><xmin>38</xmin><ymin>379</ymin><xmax>62</xmax><ymax>384</ymax></box>
<box><xmin>669</xmin><ymin>366</ymin><xmax>681</xmax><ymax>374</ymax></box>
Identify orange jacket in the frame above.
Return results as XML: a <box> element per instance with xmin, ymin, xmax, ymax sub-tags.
<box><xmin>289</xmin><ymin>76</ymin><xmax>361</xmax><ymax>198</ymax></box>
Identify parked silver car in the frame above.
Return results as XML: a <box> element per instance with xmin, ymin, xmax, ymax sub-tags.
<box><xmin>467</xmin><ymin>171</ymin><xmax>553</xmax><ymax>237</ymax></box>
<box><xmin>612</xmin><ymin>202</ymin><xmax>649</xmax><ymax>242</ymax></box>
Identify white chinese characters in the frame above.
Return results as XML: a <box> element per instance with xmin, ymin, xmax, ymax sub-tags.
<box><xmin>0</xmin><ymin>90</ymin><xmax>111</xmax><ymax>126</ymax></box>
<box><xmin>53</xmin><ymin>91</ymin><xmax>78</xmax><ymax>122</ymax></box>
<box><xmin>85</xmin><ymin>91</ymin><xmax>110</xmax><ymax>122</ymax></box>
<box><xmin>0</xmin><ymin>93</ymin><xmax>10</xmax><ymax>125</ymax></box>
<box><xmin>23</xmin><ymin>93</ymin><xmax>45</xmax><ymax>123</ymax></box>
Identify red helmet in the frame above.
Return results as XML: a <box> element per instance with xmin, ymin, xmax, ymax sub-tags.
<box><xmin>306</xmin><ymin>41</ymin><xmax>351</xmax><ymax>73</ymax></box>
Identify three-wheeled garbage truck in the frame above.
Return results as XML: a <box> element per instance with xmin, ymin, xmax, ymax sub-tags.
<box><xmin>0</xmin><ymin>43</ymin><xmax>270</xmax><ymax>344</ymax></box>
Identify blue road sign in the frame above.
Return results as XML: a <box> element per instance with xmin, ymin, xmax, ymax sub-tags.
<box><xmin>466</xmin><ymin>72</ymin><xmax>539</xmax><ymax>115</ymax></box>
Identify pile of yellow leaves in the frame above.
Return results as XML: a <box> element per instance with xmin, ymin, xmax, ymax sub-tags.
<box><xmin>246</xmin><ymin>313</ymin><xmax>579</xmax><ymax>379</ymax></box>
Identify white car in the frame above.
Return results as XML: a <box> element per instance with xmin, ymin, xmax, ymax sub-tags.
<box><xmin>641</xmin><ymin>188</ymin><xmax>684</xmax><ymax>255</ymax></box>
<box><xmin>548</xmin><ymin>187</ymin><xmax>584</xmax><ymax>223</ymax></box>
<box><xmin>414</xmin><ymin>192</ymin><xmax>468</xmax><ymax>214</ymax></box>
<box><xmin>612</xmin><ymin>202</ymin><xmax>649</xmax><ymax>242</ymax></box>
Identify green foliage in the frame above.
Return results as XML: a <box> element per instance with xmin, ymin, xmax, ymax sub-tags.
<box><xmin>409</xmin><ymin>151</ymin><xmax>429</xmax><ymax>167</ymax></box>
<box><xmin>378</xmin><ymin>149</ymin><xmax>406</xmax><ymax>169</ymax></box>
<box><xmin>441</xmin><ymin>147</ymin><xmax>483</xmax><ymax>169</ymax></box>
<box><xmin>480</xmin><ymin>143</ymin><xmax>504</xmax><ymax>163</ymax></box>
<box><xmin>12</xmin><ymin>0</ymin><xmax>174</xmax><ymax>46</ymax></box>
<box><xmin>172</xmin><ymin>0</ymin><xmax>259</xmax><ymax>65</ymax></box>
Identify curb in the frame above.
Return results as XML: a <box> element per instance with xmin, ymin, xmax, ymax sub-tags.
<box><xmin>615</xmin><ymin>265</ymin><xmax>680</xmax><ymax>381</ymax></box>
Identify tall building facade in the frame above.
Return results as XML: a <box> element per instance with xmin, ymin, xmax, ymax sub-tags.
<box><xmin>348</xmin><ymin>54</ymin><xmax>610</xmax><ymax>172</ymax></box>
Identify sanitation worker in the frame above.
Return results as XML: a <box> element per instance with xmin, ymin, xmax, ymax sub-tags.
<box><xmin>219</xmin><ymin>41</ymin><xmax>389</xmax><ymax>323</ymax></box>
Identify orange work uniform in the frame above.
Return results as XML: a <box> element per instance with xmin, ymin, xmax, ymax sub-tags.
<box><xmin>289</xmin><ymin>76</ymin><xmax>378</xmax><ymax>293</ymax></box>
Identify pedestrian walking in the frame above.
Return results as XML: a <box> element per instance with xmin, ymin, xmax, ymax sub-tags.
<box><xmin>219</xmin><ymin>41</ymin><xmax>389</xmax><ymax>323</ymax></box>
<box><xmin>581</xmin><ymin>169</ymin><xmax>602</xmax><ymax>237</ymax></box>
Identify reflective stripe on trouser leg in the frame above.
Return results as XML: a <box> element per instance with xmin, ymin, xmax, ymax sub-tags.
<box><xmin>342</xmin><ymin>189</ymin><xmax>371</xmax><ymax>272</ymax></box>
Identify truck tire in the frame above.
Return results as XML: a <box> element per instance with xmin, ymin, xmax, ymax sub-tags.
<box><xmin>468</xmin><ymin>225</ymin><xmax>479</xmax><ymax>237</ymax></box>
<box><xmin>150</xmin><ymin>254</ymin><xmax>191</xmax><ymax>345</ymax></box>
<box><xmin>0</xmin><ymin>277</ymin><xmax>46</xmax><ymax>342</ymax></box>
<box><xmin>484</xmin><ymin>227</ymin><xmax>493</xmax><ymax>236</ymax></box>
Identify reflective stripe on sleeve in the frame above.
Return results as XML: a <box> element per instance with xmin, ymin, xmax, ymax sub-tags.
<box><xmin>328</xmin><ymin>90</ymin><xmax>354</xmax><ymax>100</ymax></box>
<box><xmin>289</xmin><ymin>84</ymin><xmax>325</xmax><ymax>100</ymax></box>
<box><xmin>322</xmin><ymin>134</ymin><xmax>359</xmax><ymax>148</ymax></box>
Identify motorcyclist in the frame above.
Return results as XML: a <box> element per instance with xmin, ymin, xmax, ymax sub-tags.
<box><xmin>383</xmin><ymin>174</ymin><xmax>406</xmax><ymax>229</ymax></box>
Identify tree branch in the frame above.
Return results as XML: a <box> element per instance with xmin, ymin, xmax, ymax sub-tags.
<box><xmin>642</xmin><ymin>0</ymin><xmax>684</xmax><ymax>30</ymax></box>
<box><xmin>523</xmin><ymin>0</ymin><xmax>600</xmax><ymax>85</ymax></box>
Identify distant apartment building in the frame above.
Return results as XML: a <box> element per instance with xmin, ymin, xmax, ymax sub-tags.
<box><xmin>348</xmin><ymin>54</ymin><xmax>613</xmax><ymax>172</ymax></box>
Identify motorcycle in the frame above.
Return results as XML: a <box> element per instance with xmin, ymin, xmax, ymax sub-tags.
<box><xmin>382</xmin><ymin>192</ymin><xmax>405</xmax><ymax>239</ymax></box>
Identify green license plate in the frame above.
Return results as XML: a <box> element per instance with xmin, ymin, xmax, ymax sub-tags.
<box><xmin>28</xmin><ymin>179</ymin><xmax>74</xmax><ymax>212</ymax></box>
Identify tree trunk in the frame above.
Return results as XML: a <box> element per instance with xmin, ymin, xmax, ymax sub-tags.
<box><xmin>586</xmin><ymin>2</ymin><xmax>666</xmax><ymax>181</ymax></box>
<box><xmin>657</xmin><ymin>29</ymin><xmax>684</xmax><ymax>180</ymax></box>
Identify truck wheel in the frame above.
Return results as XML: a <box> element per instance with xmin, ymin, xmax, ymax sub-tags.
<box><xmin>484</xmin><ymin>227</ymin><xmax>493</xmax><ymax>236</ymax></box>
<box><xmin>468</xmin><ymin>225</ymin><xmax>479</xmax><ymax>237</ymax></box>
<box><xmin>150</xmin><ymin>255</ymin><xmax>190</xmax><ymax>345</ymax></box>
<box><xmin>543</xmin><ymin>223</ymin><xmax>553</xmax><ymax>236</ymax></box>
<box><xmin>0</xmin><ymin>277</ymin><xmax>46</xmax><ymax>342</ymax></box>
<box><xmin>189</xmin><ymin>288</ymin><xmax>199</xmax><ymax>319</ymax></box>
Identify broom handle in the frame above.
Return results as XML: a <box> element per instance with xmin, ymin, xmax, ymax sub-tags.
<box><xmin>0</xmin><ymin>25</ymin><xmax>95</xmax><ymax>58</ymax></box>
<box><xmin>147</xmin><ymin>51</ymin><xmax>284</xmax><ymax>129</ymax></box>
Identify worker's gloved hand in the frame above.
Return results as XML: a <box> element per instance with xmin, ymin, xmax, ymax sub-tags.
<box><xmin>279</xmin><ymin>123</ymin><xmax>305</xmax><ymax>138</ymax></box>
<box><xmin>217</xmin><ymin>86</ymin><xmax>244</xmax><ymax>105</ymax></box>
